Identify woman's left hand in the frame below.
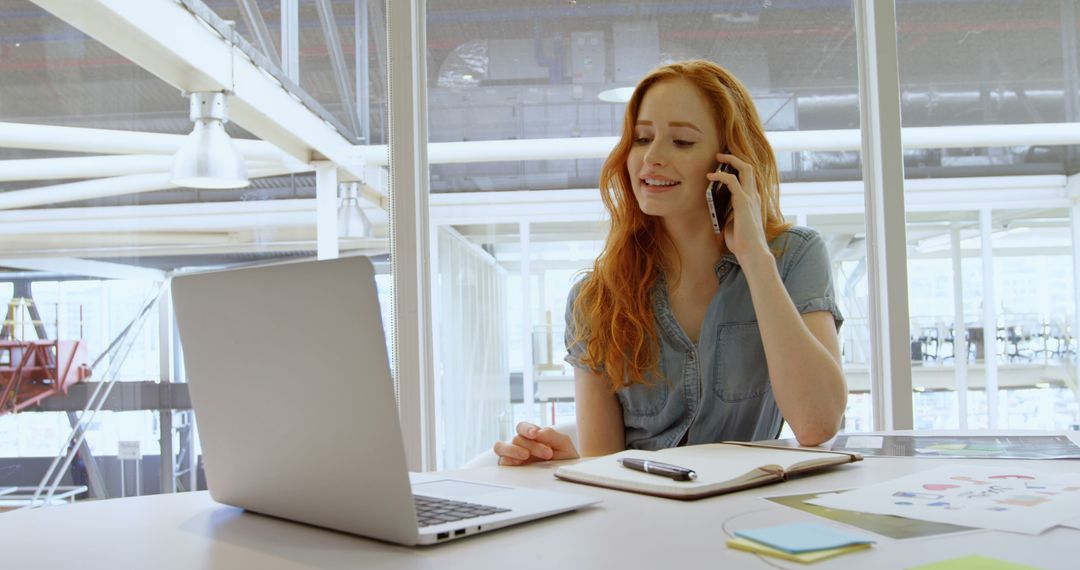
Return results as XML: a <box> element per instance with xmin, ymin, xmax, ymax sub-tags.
<box><xmin>708</xmin><ymin>152</ymin><xmax>771</xmax><ymax>263</ymax></box>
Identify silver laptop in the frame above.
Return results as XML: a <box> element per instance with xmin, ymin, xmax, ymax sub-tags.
<box><xmin>171</xmin><ymin>256</ymin><xmax>598</xmax><ymax>545</ymax></box>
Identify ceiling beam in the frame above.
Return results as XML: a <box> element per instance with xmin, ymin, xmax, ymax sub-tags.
<box><xmin>29</xmin><ymin>0</ymin><xmax>368</xmax><ymax>181</ymax></box>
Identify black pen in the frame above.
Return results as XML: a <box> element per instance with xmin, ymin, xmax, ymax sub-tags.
<box><xmin>618</xmin><ymin>458</ymin><xmax>697</xmax><ymax>481</ymax></box>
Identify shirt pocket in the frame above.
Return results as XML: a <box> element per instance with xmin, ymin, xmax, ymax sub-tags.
<box><xmin>617</xmin><ymin>379</ymin><xmax>672</xmax><ymax>416</ymax></box>
<box><xmin>712</xmin><ymin>322</ymin><xmax>770</xmax><ymax>402</ymax></box>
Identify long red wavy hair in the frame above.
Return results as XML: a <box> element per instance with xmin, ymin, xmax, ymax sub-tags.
<box><xmin>573</xmin><ymin>59</ymin><xmax>790</xmax><ymax>392</ymax></box>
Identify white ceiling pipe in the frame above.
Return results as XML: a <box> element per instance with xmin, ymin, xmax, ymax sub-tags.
<box><xmin>903</xmin><ymin>123</ymin><xmax>1080</xmax><ymax>149</ymax></box>
<box><xmin>0</xmin><ymin>168</ymin><xmax>289</xmax><ymax>211</ymax></box>
<box><xmin>0</xmin><ymin>154</ymin><xmax>289</xmax><ymax>182</ymax></box>
<box><xmin>0</xmin><ymin>122</ymin><xmax>380</xmax><ymax>208</ymax></box>
<box><xmin>0</xmin><ymin>211</ymin><xmax>316</xmax><ymax>235</ymax></box>
<box><xmin>355</xmin><ymin>122</ymin><xmax>1080</xmax><ymax>166</ymax></box>
<box><xmin>4</xmin><ymin>173</ymin><xmax>1051</xmax><ymax>229</ymax></box>
<box><xmin>0</xmin><ymin>121</ymin><xmax>295</xmax><ymax>164</ymax></box>
<box><xmin>0</xmin><ymin>198</ymin><xmax>319</xmax><ymax>222</ymax></box>
<box><xmin>767</xmin><ymin>130</ymin><xmax>861</xmax><ymax>152</ymax></box>
<box><xmin>0</xmin><ymin>257</ymin><xmax>166</xmax><ymax>281</ymax></box>
<box><xmin>4</xmin><ymin>119</ymin><xmax>1076</xmax><ymax>172</ymax></box>
<box><xmin>0</xmin><ymin>201</ymin><xmax>388</xmax><ymax>236</ymax></box>
<box><xmin>0</xmin><ymin>239</ymin><xmax>391</xmax><ymax>261</ymax></box>
<box><xmin>428</xmin><ymin>137</ymin><xmax>619</xmax><ymax>163</ymax></box>
<box><xmin>904</xmin><ymin>174</ymin><xmax>1067</xmax><ymax>191</ymax></box>
<box><xmin>779</xmin><ymin>174</ymin><xmax>1067</xmax><ymax>196</ymax></box>
<box><xmin>1</xmin><ymin>232</ymin><xmax>235</xmax><ymax>246</ymax></box>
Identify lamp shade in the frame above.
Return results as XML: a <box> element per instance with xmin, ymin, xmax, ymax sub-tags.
<box><xmin>597</xmin><ymin>86</ymin><xmax>634</xmax><ymax>103</ymax></box>
<box><xmin>170</xmin><ymin>92</ymin><xmax>250</xmax><ymax>189</ymax></box>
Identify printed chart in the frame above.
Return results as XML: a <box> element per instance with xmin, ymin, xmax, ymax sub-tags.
<box><xmin>807</xmin><ymin>466</ymin><xmax>1080</xmax><ymax>534</ymax></box>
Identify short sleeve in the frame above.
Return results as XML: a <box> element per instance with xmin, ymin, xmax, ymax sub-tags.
<box><xmin>563</xmin><ymin>276</ymin><xmax>597</xmax><ymax>371</ymax></box>
<box><xmin>778</xmin><ymin>228</ymin><xmax>844</xmax><ymax>331</ymax></box>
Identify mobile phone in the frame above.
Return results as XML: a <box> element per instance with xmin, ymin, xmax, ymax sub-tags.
<box><xmin>705</xmin><ymin>163</ymin><xmax>737</xmax><ymax>235</ymax></box>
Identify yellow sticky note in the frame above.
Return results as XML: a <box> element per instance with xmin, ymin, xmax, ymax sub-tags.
<box><xmin>908</xmin><ymin>555</ymin><xmax>1044</xmax><ymax>570</ymax></box>
<box><xmin>726</xmin><ymin>537</ymin><xmax>870</xmax><ymax>564</ymax></box>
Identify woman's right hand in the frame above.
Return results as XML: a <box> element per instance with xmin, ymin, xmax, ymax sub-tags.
<box><xmin>492</xmin><ymin>422</ymin><xmax>579</xmax><ymax>466</ymax></box>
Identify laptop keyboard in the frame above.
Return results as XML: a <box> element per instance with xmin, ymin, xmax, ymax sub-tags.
<box><xmin>414</xmin><ymin>494</ymin><xmax>511</xmax><ymax>527</ymax></box>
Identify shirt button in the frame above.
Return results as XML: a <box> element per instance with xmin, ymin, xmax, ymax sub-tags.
<box><xmin>687</xmin><ymin>352</ymin><xmax>695</xmax><ymax>361</ymax></box>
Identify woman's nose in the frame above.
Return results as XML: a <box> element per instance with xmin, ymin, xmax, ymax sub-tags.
<box><xmin>642</xmin><ymin>142</ymin><xmax>666</xmax><ymax>167</ymax></box>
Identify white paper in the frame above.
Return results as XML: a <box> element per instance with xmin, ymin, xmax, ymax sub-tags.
<box><xmin>806</xmin><ymin>465</ymin><xmax>1080</xmax><ymax>535</ymax></box>
<box><xmin>1063</xmin><ymin>518</ymin><xmax>1080</xmax><ymax>531</ymax></box>
<box><xmin>843</xmin><ymin>436</ymin><xmax>884</xmax><ymax>449</ymax></box>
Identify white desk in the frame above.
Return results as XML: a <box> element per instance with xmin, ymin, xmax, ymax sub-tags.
<box><xmin>1</xmin><ymin>449</ymin><xmax>1078</xmax><ymax>569</ymax></box>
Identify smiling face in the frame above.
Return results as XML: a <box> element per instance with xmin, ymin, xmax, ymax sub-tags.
<box><xmin>627</xmin><ymin>78</ymin><xmax>723</xmax><ymax>223</ymax></box>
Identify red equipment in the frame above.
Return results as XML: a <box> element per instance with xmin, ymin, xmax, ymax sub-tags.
<box><xmin>0</xmin><ymin>340</ymin><xmax>92</xmax><ymax>415</ymax></box>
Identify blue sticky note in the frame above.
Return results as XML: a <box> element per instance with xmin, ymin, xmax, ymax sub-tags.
<box><xmin>734</xmin><ymin>522</ymin><xmax>875</xmax><ymax>554</ymax></box>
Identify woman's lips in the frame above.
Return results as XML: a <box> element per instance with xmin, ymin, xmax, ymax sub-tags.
<box><xmin>642</xmin><ymin>180</ymin><xmax>680</xmax><ymax>193</ymax></box>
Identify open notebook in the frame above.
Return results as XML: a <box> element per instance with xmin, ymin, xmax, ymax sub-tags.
<box><xmin>554</xmin><ymin>442</ymin><xmax>862</xmax><ymax>500</ymax></box>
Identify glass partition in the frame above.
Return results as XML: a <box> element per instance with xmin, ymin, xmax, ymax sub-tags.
<box><xmin>896</xmin><ymin>0</ymin><xmax>1080</xmax><ymax>429</ymax></box>
<box><xmin>425</xmin><ymin>0</ymin><xmax>870</xmax><ymax>467</ymax></box>
<box><xmin>0</xmin><ymin>0</ymin><xmax>390</xmax><ymax>499</ymax></box>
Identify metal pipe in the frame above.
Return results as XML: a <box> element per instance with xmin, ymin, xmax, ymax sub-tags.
<box><xmin>281</xmin><ymin>0</ymin><xmax>299</xmax><ymax>81</ymax></box>
<box><xmin>314</xmin><ymin>0</ymin><xmax>360</xmax><ymax>135</ymax></box>
<box><xmin>347</xmin><ymin>122</ymin><xmax>1080</xmax><ymax>167</ymax></box>
<box><xmin>0</xmin><ymin>122</ymin><xmax>291</xmax><ymax>163</ymax></box>
<box><xmin>0</xmin><ymin>168</ymin><xmax>289</xmax><ymax>211</ymax></box>
<box><xmin>356</xmin><ymin>0</ymin><xmax>370</xmax><ymax>143</ymax></box>
<box><xmin>0</xmin><ymin>212</ymin><xmax>318</xmax><ymax>235</ymax></box>
<box><xmin>950</xmin><ymin>221</ymin><xmax>969</xmax><ymax>429</ymax></box>
<box><xmin>3</xmin><ymin>121</ymin><xmax>1078</xmax><ymax>172</ymax></box>
<box><xmin>0</xmin><ymin>155</ymin><xmax>287</xmax><ymax>182</ymax></box>
<box><xmin>0</xmin><ymin>198</ymin><xmax>318</xmax><ymax>222</ymax></box>
<box><xmin>979</xmin><ymin>208</ymin><xmax>1000</xmax><ymax>428</ymax></box>
<box><xmin>236</xmin><ymin>0</ymin><xmax>281</xmax><ymax>69</ymax></box>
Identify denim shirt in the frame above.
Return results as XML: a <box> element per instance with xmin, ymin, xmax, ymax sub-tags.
<box><xmin>564</xmin><ymin>226</ymin><xmax>843</xmax><ymax>451</ymax></box>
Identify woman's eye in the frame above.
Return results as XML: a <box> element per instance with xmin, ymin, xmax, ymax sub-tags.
<box><xmin>633</xmin><ymin>136</ymin><xmax>652</xmax><ymax>144</ymax></box>
<box><xmin>674</xmin><ymin>139</ymin><xmax>695</xmax><ymax>147</ymax></box>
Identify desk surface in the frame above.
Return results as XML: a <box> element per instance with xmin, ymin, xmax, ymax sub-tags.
<box><xmin>2</xmin><ymin>444</ymin><xmax>1078</xmax><ymax>569</ymax></box>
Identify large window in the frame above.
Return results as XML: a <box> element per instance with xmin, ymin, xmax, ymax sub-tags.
<box><xmin>424</xmin><ymin>1</ymin><xmax>875</xmax><ymax>467</ymax></box>
<box><xmin>0</xmin><ymin>0</ymin><xmax>389</xmax><ymax>499</ymax></box>
<box><xmin>897</xmin><ymin>0</ymin><xmax>1080</xmax><ymax>430</ymax></box>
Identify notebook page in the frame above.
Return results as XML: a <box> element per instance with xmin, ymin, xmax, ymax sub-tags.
<box><xmin>656</xmin><ymin>443</ymin><xmax>843</xmax><ymax>477</ymax></box>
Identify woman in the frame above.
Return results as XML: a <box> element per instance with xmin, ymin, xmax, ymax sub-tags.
<box><xmin>494</xmin><ymin>59</ymin><xmax>847</xmax><ymax>466</ymax></box>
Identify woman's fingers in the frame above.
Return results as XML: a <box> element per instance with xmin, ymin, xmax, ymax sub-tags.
<box><xmin>495</xmin><ymin>423</ymin><xmax>576</xmax><ymax>466</ymax></box>
<box><xmin>714</xmin><ymin>153</ymin><xmax>756</xmax><ymax>198</ymax></box>
<box><xmin>514</xmin><ymin>421</ymin><xmax>559</xmax><ymax>458</ymax></box>
<box><xmin>515</xmin><ymin>421</ymin><xmax>541</xmax><ymax>439</ymax></box>
<box><xmin>493</xmin><ymin>437</ymin><xmax>553</xmax><ymax>463</ymax></box>
<box><xmin>498</xmin><ymin>455</ymin><xmax>525</xmax><ymax>466</ymax></box>
<box><xmin>530</xmin><ymin>426</ymin><xmax>571</xmax><ymax>448</ymax></box>
<box><xmin>716</xmin><ymin>152</ymin><xmax>751</xmax><ymax>173</ymax></box>
<box><xmin>493</xmin><ymin>441</ymin><xmax>530</xmax><ymax>461</ymax></box>
<box><xmin>511</xmin><ymin>435</ymin><xmax>554</xmax><ymax>460</ymax></box>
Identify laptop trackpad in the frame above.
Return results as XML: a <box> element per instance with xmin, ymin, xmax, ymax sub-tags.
<box><xmin>413</xmin><ymin>479</ymin><xmax>511</xmax><ymax>499</ymax></box>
